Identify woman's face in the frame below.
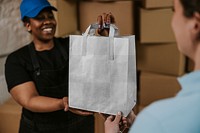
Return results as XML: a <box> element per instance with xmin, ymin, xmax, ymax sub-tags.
<box><xmin>171</xmin><ymin>0</ymin><xmax>193</xmax><ymax>58</ymax></box>
<box><xmin>26</xmin><ymin>8</ymin><xmax>57</xmax><ymax>42</ymax></box>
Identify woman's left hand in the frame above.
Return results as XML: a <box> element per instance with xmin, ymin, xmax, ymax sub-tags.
<box><xmin>96</xmin><ymin>12</ymin><xmax>115</xmax><ymax>36</ymax></box>
<box><xmin>69</xmin><ymin>108</ymin><xmax>94</xmax><ymax>116</ymax></box>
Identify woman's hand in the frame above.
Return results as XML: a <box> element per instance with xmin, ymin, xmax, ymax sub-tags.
<box><xmin>96</xmin><ymin>12</ymin><xmax>115</xmax><ymax>36</ymax></box>
<box><xmin>121</xmin><ymin>110</ymin><xmax>136</xmax><ymax>131</ymax></box>
<box><xmin>105</xmin><ymin>112</ymin><xmax>122</xmax><ymax>133</ymax></box>
<box><xmin>104</xmin><ymin>110</ymin><xmax>136</xmax><ymax>133</ymax></box>
<box><xmin>62</xmin><ymin>97</ymin><xmax>69</xmax><ymax>111</ymax></box>
<box><xmin>69</xmin><ymin>108</ymin><xmax>94</xmax><ymax>116</ymax></box>
<box><xmin>62</xmin><ymin>97</ymin><xmax>93</xmax><ymax>116</ymax></box>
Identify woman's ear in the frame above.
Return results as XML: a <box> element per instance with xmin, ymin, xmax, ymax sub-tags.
<box><xmin>192</xmin><ymin>12</ymin><xmax>200</xmax><ymax>34</ymax></box>
<box><xmin>189</xmin><ymin>12</ymin><xmax>200</xmax><ymax>41</ymax></box>
<box><xmin>24</xmin><ymin>22</ymin><xmax>31</xmax><ymax>32</ymax></box>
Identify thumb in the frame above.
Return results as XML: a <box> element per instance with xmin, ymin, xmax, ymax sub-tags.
<box><xmin>114</xmin><ymin>112</ymin><xmax>122</xmax><ymax>123</ymax></box>
<box><xmin>63</xmin><ymin>97</ymin><xmax>69</xmax><ymax>111</ymax></box>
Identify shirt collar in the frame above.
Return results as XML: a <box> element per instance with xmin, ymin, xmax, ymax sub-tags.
<box><xmin>177</xmin><ymin>70</ymin><xmax>200</xmax><ymax>93</ymax></box>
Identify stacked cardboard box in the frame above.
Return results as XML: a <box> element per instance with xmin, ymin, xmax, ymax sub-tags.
<box><xmin>48</xmin><ymin>0</ymin><xmax>78</xmax><ymax>37</ymax></box>
<box><xmin>94</xmin><ymin>113</ymin><xmax>105</xmax><ymax>133</ymax></box>
<box><xmin>0</xmin><ymin>98</ymin><xmax>21</xmax><ymax>133</ymax></box>
<box><xmin>139</xmin><ymin>72</ymin><xmax>181</xmax><ymax>106</ymax></box>
<box><xmin>142</xmin><ymin>0</ymin><xmax>173</xmax><ymax>9</ymax></box>
<box><xmin>140</xmin><ymin>8</ymin><xmax>175</xmax><ymax>43</ymax></box>
<box><xmin>137</xmin><ymin>0</ymin><xmax>186</xmax><ymax>111</ymax></box>
<box><xmin>136</xmin><ymin>43</ymin><xmax>185</xmax><ymax>76</ymax></box>
<box><xmin>78</xmin><ymin>0</ymin><xmax>135</xmax><ymax>35</ymax></box>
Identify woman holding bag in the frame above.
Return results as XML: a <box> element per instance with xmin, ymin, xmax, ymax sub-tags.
<box><xmin>4</xmin><ymin>0</ymin><xmax>115</xmax><ymax>132</ymax></box>
<box><xmin>105</xmin><ymin>0</ymin><xmax>200</xmax><ymax>132</ymax></box>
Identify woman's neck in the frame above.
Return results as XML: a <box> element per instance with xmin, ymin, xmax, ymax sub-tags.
<box><xmin>193</xmin><ymin>44</ymin><xmax>200</xmax><ymax>70</ymax></box>
<box><xmin>33</xmin><ymin>39</ymin><xmax>54</xmax><ymax>51</ymax></box>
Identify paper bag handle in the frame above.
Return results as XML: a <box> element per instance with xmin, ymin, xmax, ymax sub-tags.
<box><xmin>82</xmin><ymin>24</ymin><xmax>118</xmax><ymax>60</ymax></box>
<box><xmin>83</xmin><ymin>23</ymin><xmax>118</xmax><ymax>37</ymax></box>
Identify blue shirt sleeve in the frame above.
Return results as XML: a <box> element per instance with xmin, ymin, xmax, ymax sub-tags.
<box><xmin>129</xmin><ymin>108</ymin><xmax>164</xmax><ymax>133</ymax></box>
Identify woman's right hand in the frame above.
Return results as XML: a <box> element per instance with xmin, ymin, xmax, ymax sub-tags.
<box><xmin>69</xmin><ymin>108</ymin><xmax>94</xmax><ymax>116</ymax></box>
<box><xmin>62</xmin><ymin>97</ymin><xmax>93</xmax><ymax>116</ymax></box>
<box><xmin>62</xmin><ymin>97</ymin><xmax>69</xmax><ymax>111</ymax></box>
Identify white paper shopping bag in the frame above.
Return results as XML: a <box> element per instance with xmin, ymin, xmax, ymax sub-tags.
<box><xmin>69</xmin><ymin>24</ymin><xmax>137</xmax><ymax>116</ymax></box>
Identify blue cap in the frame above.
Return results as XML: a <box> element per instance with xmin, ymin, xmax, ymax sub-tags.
<box><xmin>20</xmin><ymin>0</ymin><xmax>57</xmax><ymax>20</ymax></box>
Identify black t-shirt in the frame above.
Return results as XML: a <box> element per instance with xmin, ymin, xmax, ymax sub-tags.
<box><xmin>5</xmin><ymin>37</ymin><xmax>95</xmax><ymax>131</ymax></box>
<box><xmin>5</xmin><ymin>37</ymin><xmax>69</xmax><ymax>92</ymax></box>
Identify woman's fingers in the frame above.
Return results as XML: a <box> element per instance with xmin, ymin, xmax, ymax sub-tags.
<box><xmin>96</xmin><ymin>12</ymin><xmax>115</xmax><ymax>36</ymax></box>
<box><xmin>62</xmin><ymin>97</ymin><xmax>68</xmax><ymax>111</ymax></box>
<box><xmin>97</xmin><ymin>15</ymin><xmax>103</xmax><ymax>33</ymax></box>
<box><xmin>106</xmin><ymin>115</ymin><xmax>115</xmax><ymax>122</ymax></box>
<box><xmin>114</xmin><ymin>112</ymin><xmax>122</xmax><ymax>123</ymax></box>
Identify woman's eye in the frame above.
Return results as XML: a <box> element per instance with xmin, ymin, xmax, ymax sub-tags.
<box><xmin>34</xmin><ymin>15</ymin><xmax>54</xmax><ymax>21</ymax></box>
<box><xmin>48</xmin><ymin>15</ymin><xmax>54</xmax><ymax>19</ymax></box>
<box><xmin>35</xmin><ymin>16</ymin><xmax>45</xmax><ymax>21</ymax></box>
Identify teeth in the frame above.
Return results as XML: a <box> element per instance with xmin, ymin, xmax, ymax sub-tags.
<box><xmin>43</xmin><ymin>28</ymin><xmax>52</xmax><ymax>32</ymax></box>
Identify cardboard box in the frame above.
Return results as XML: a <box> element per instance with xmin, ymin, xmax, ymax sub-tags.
<box><xmin>142</xmin><ymin>0</ymin><xmax>173</xmax><ymax>9</ymax></box>
<box><xmin>140</xmin><ymin>8</ymin><xmax>176</xmax><ymax>43</ymax></box>
<box><xmin>48</xmin><ymin>0</ymin><xmax>78</xmax><ymax>37</ymax></box>
<box><xmin>0</xmin><ymin>98</ymin><xmax>21</xmax><ymax>133</ymax></box>
<box><xmin>95</xmin><ymin>113</ymin><xmax>105</xmax><ymax>133</ymax></box>
<box><xmin>79</xmin><ymin>1</ymin><xmax>134</xmax><ymax>35</ymax></box>
<box><xmin>139</xmin><ymin>72</ymin><xmax>181</xmax><ymax>106</ymax></box>
<box><xmin>0</xmin><ymin>75</ymin><xmax>10</xmax><ymax>105</ymax></box>
<box><xmin>4</xmin><ymin>97</ymin><xmax>18</xmax><ymax>105</ymax></box>
<box><xmin>136</xmin><ymin>43</ymin><xmax>186</xmax><ymax>76</ymax></box>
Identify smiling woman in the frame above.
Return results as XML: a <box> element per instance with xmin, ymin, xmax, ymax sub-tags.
<box><xmin>4</xmin><ymin>0</ymin><xmax>116</xmax><ymax>132</ymax></box>
<box><xmin>4</xmin><ymin>0</ymin><xmax>95</xmax><ymax>133</ymax></box>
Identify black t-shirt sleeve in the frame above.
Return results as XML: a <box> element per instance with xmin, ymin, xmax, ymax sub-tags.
<box><xmin>5</xmin><ymin>49</ymin><xmax>33</xmax><ymax>92</ymax></box>
<box><xmin>5</xmin><ymin>38</ymin><xmax>69</xmax><ymax>92</ymax></box>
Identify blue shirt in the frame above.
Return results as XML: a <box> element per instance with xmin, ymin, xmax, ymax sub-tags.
<box><xmin>129</xmin><ymin>71</ymin><xmax>200</xmax><ymax>133</ymax></box>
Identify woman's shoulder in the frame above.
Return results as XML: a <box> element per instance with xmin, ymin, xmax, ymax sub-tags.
<box><xmin>6</xmin><ymin>43</ymin><xmax>31</xmax><ymax>63</ymax></box>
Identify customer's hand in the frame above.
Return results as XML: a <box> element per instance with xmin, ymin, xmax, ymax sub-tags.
<box><xmin>104</xmin><ymin>112</ymin><xmax>122</xmax><ymax>133</ymax></box>
<box><xmin>104</xmin><ymin>110</ymin><xmax>136</xmax><ymax>133</ymax></box>
<box><xmin>121</xmin><ymin>110</ymin><xmax>136</xmax><ymax>130</ymax></box>
<box><xmin>96</xmin><ymin>12</ymin><xmax>115</xmax><ymax>36</ymax></box>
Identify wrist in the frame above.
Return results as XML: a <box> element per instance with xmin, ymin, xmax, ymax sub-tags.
<box><xmin>58</xmin><ymin>98</ymin><xmax>65</xmax><ymax>110</ymax></box>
